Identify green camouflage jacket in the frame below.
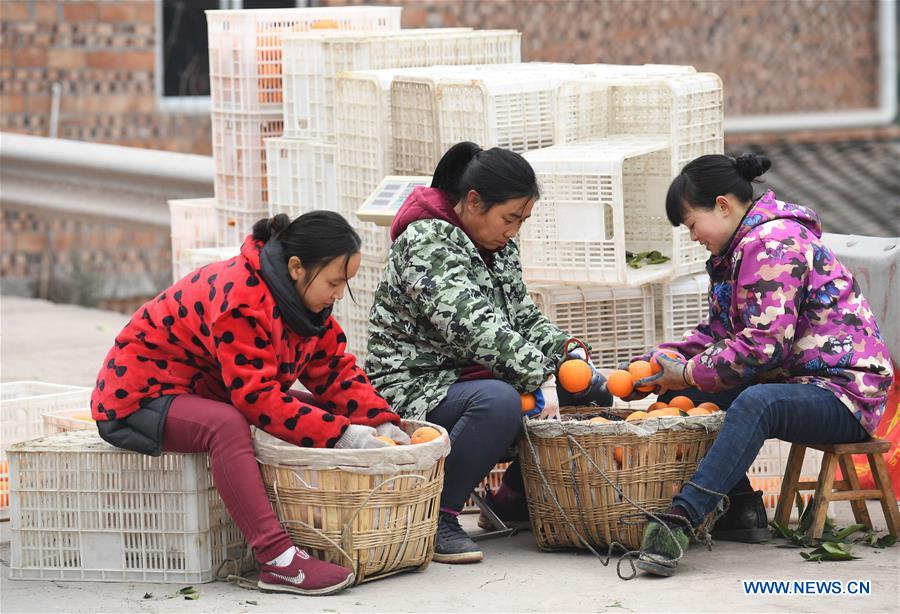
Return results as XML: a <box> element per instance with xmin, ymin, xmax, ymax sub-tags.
<box><xmin>365</xmin><ymin>219</ymin><xmax>569</xmax><ymax>420</ymax></box>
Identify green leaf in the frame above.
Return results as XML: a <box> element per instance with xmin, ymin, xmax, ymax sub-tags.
<box><xmin>245</xmin><ymin>601</ymin><xmax>258</xmax><ymax>606</ymax></box>
<box><xmin>798</xmin><ymin>496</ymin><xmax>814</xmax><ymax>533</ymax></box>
<box><xmin>143</xmin><ymin>593</ymin><xmax>153</xmax><ymax>599</ymax></box>
<box><xmin>184</xmin><ymin>593</ymin><xmax>200</xmax><ymax>600</ymax></box>
<box><xmin>873</xmin><ymin>534</ymin><xmax>897</xmax><ymax>549</ymax></box>
<box><xmin>800</xmin><ymin>552</ymin><xmax>822</xmax><ymax>562</ymax></box>
<box><xmin>178</xmin><ymin>586</ymin><xmax>196</xmax><ymax>595</ymax></box>
<box><xmin>834</xmin><ymin>524</ymin><xmax>867</xmax><ymax>541</ymax></box>
<box><xmin>821</xmin><ymin>541</ymin><xmax>851</xmax><ymax>555</ymax></box>
<box><xmin>794</xmin><ymin>492</ymin><xmax>805</xmax><ymax>518</ymax></box>
<box><xmin>769</xmin><ymin>520</ymin><xmax>795</xmax><ymax>540</ymax></box>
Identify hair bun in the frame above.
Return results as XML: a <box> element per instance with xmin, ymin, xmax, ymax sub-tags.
<box><xmin>734</xmin><ymin>153</ymin><xmax>771</xmax><ymax>182</ymax></box>
<box><xmin>251</xmin><ymin>213</ymin><xmax>292</xmax><ymax>242</ymax></box>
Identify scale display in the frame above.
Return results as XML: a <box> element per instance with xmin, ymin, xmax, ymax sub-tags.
<box><xmin>356</xmin><ymin>176</ymin><xmax>432</xmax><ymax>226</ymax></box>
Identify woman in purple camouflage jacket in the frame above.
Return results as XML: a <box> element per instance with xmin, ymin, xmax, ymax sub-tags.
<box><xmin>629</xmin><ymin>153</ymin><xmax>894</xmax><ymax>577</ymax></box>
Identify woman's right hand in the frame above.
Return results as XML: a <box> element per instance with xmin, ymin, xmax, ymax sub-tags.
<box><xmin>334</xmin><ymin>424</ymin><xmax>391</xmax><ymax>449</ymax></box>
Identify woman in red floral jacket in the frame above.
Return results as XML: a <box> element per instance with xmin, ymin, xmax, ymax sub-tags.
<box><xmin>91</xmin><ymin>211</ymin><xmax>404</xmax><ymax>596</ymax></box>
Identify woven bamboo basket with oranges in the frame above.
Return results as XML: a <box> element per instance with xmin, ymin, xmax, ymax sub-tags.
<box><xmin>253</xmin><ymin>420</ymin><xmax>449</xmax><ymax>584</ymax></box>
<box><xmin>519</xmin><ymin>406</ymin><xmax>723</xmax><ymax>551</ymax></box>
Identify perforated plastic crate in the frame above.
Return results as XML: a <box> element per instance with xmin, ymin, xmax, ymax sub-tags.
<box><xmin>528</xmin><ymin>283</ymin><xmax>655</xmax><ymax>369</ymax></box>
<box><xmin>42</xmin><ymin>408</ymin><xmax>95</xmax><ymax>435</ymax></box>
<box><xmin>8</xmin><ymin>430</ymin><xmax>250</xmax><ymax>582</ymax></box>
<box><xmin>177</xmin><ymin>246</ymin><xmax>242</xmax><ymax>282</ymax></box>
<box><xmin>215</xmin><ymin>203</ymin><xmax>268</xmax><ymax>247</ymax></box>
<box><xmin>1</xmin><ymin>381</ymin><xmax>93</xmax><ymax>520</ymax></box>
<box><xmin>265</xmin><ymin>137</ymin><xmax>338</xmax><ymax>219</ymax></box>
<box><xmin>211</xmin><ymin>110</ymin><xmax>284</xmax><ymax>210</ymax></box>
<box><xmin>749</xmin><ymin>439</ymin><xmax>826</xmax><ymax>517</ymax></box>
<box><xmin>206</xmin><ymin>5</ymin><xmax>401</xmax><ymax>114</ymax></box>
<box><xmin>654</xmin><ymin>273</ymin><xmax>709</xmax><ymax>344</ymax></box>
<box><xmin>282</xmin><ymin>28</ymin><xmax>520</xmax><ymax>140</ymax></box>
<box><xmin>519</xmin><ymin>137</ymin><xmax>689</xmax><ymax>285</ymax></box>
<box><xmin>168</xmin><ymin>198</ymin><xmax>217</xmax><ymax>283</ymax></box>
<box><xmin>555</xmin><ymin>72</ymin><xmax>724</xmax><ymax>175</ymax></box>
<box><xmin>391</xmin><ymin>63</ymin><xmax>593</xmax><ymax>174</ymax></box>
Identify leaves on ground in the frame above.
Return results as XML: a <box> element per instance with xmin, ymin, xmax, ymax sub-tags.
<box><xmin>625</xmin><ymin>250</ymin><xmax>670</xmax><ymax>269</ymax></box>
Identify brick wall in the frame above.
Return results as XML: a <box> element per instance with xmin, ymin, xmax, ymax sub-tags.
<box><xmin>1</xmin><ymin>205</ymin><xmax>171</xmax><ymax>314</ymax></box>
<box><xmin>0</xmin><ymin>0</ymin><xmax>885</xmax><ymax>156</ymax></box>
<box><xmin>0</xmin><ymin>0</ymin><xmax>211</xmax><ymax>154</ymax></box>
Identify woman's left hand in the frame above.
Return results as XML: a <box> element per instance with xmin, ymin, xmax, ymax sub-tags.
<box><xmin>634</xmin><ymin>352</ymin><xmax>690</xmax><ymax>395</ymax></box>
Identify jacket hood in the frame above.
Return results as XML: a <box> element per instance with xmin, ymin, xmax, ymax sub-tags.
<box><xmin>710</xmin><ymin>190</ymin><xmax>822</xmax><ymax>272</ymax></box>
<box><xmin>242</xmin><ymin>235</ymin><xmax>330</xmax><ymax>337</ymax></box>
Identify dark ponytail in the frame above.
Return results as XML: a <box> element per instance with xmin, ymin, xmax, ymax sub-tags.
<box><xmin>431</xmin><ymin>141</ymin><xmax>540</xmax><ymax>209</ymax></box>
<box><xmin>665</xmin><ymin>153</ymin><xmax>771</xmax><ymax>226</ymax></box>
<box><xmin>252</xmin><ymin>210</ymin><xmax>361</xmax><ymax>283</ymax></box>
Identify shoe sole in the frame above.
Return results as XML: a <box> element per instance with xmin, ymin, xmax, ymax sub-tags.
<box><xmin>476</xmin><ymin>516</ymin><xmax>531</xmax><ymax>531</ymax></box>
<box><xmin>257</xmin><ymin>572</ymin><xmax>355</xmax><ymax>596</ymax></box>
<box><xmin>635</xmin><ymin>558</ymin><xmax>676</xmax><ymax>577</ymax></box>
<box><xmin>712</xmin><ymin>527</ymin><xmax>771</xmax><ymax>543</ymax></box>
<box><xmin>432</xmin><ymin>551</ymin><xmax>484</xmax><ymax>564</ymax></box>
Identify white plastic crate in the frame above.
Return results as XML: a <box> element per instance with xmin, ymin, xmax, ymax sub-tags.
<box><xmin>749</xmin><ymin>439</ymin><xmax>826</xmax><ymax>517</ymax></box>
<box><xmin>391</xmin><ymin>63</ymin><xmax>594</xmax><ymax>175</ymax></box>
<box><xmin>168</xmin><ymin>198</ymin><xmax>217</xmax><ymax>283</ymax></box>
<box><xmin>8</xmin><ymin>430</ymin><xmax>250</xmax><ymax>583</ymax></box>
<box><xmin>41</xmin><ymin>408</ymin><xmax>95</xmax><ymax>435</ymax></box>
<box><xmin>177</xmin><ymin>246</ymin><xmax>242</xmax><ymax>281</ymax></box>
<box><xmin>265</xmin><ymin>137</ymin><xmax>338</xmax><ymax>218</ymax></box>
<box><xmin>215</xmin><ymin>204</ymin><xmax>268</xmax><ymax>247</ymax></box>
<box><xmin>282</xmin><ymin>28</ymin><xmax>521</xmax><ymax>140</ymax></box>
<box><xmin>206</xmin><ymin>5</ymin><xmax>401</xmax><ymax>113</ymax></box>
<box><xmin>528</xmin><ymin>283</ymin><xmax>655</xmax><ymax>369</ymax></box>
<box><xmin>654</xmin><ymin>273</ymin><xmax>709</xmax><ymax>345</ymax></box>
<box><xmin>520</xmin><ymin>137</ymin><xmax>686</xmax><ymax>286</ymax></box>
<box><xmin>211</xmin><ymin>110</ymin><xmax>284</xmax><ymax>210</ymax></box>
<box><xmin>333</xmin><ymin>252</ymin><xmax>388</xmax><ymax>362</ymax></box>
<box><xmin>555</xmin><ymin>72</ymin><xmax>724</xmax><ymax>174</ymax></box>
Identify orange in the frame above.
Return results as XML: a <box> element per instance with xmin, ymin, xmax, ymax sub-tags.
<box><xmin>650</xmin><ymin>350</ymin><xmax>684</xmax><ymax>371</ymax></box>
<box><xmin>558</xmin><ymin>359</ymin><xmax>593</xmax><ymax>393</ymax></box>
<box><xmin>375</xmin><ymin>435</ymin><xmax>398</xmax><ymax>445</ymax></box>
<box><xmin>647</xmin><ymin>401</ymin><xmax>667</xmax><ymax>411</ymax></box>
<box><xmin>606</xmin><ymin>370</ymin><xmax>634</xmax><ymax>398</ymax></box>
<box><xmin>686</xmin><ymin>407</ymin><xmax>712</xmax><ymax>416</ymax></box>
<box><xmin>648</xmin><ymin>407</ymin><xmax>684</xmax><ymax>418</ymax></box>
<box><xmin>625</xmin><ymin>410</ymin><xmax>649</xmax><ymax>422</ymax></box>
<box><xmin>668</xmin><ymin>396</ymin><xmax>695</xmax><ymax>411</ymax></box>
<box><xmin>675</xmin><ymin>443</ymin><xmax>684</xmax><ymax>460</ymax></box>
<box><xmin>613</xmin><ymin>446</ymin><xmax>624</xmax><ymax>468</ymax></box>
<box><xmin>520</xmin><ymin>393</ymin><xmax>537</xmax><ymax>413</ymax></box>
<box><xmin>410</xmin><ymin>426</ymin><xmax>441</xmax><ymax>445</ymax></box>
<box><xmin>628</xmin><ymin>360</ymin><xmax>655</xmax><ymax>392</ymax></box>
<box><xmin>589</xmin><ymin>416</ymin><xmax>612</xmax><ymax>424</ymax></box>
<box><xmin>310</xmin><ymin>19</ymin><xmax>339</xmax><ymax>29</ymax></box>
<box><xmin>698</xmin><ymin>402</ymin><xmax>721</xmax><ymax>412</ymax></box>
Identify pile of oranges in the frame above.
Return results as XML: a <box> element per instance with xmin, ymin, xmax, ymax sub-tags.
<box><xmin>605</xmin><ymin>351</ymin><xmax>685</xmax><ymax>398</ymax></box>
<box><xmin>375</xmin><ymin>426</ymin><xmax>441</xmax><ymax>446</ymax></box>
<box><xmin>621</xmin><ymin>397</ymin><xmax>720</xmax><ymax>422</ymax></box>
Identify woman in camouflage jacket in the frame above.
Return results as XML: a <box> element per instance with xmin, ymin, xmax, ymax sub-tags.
<box><xmin>366</xmin><ymin>142</ymin><xmax>611</xmax><ymax>564</ymax></box>
<box><xmin>631</xmin><ymin>153</ymin><xmax>893</xmax><ymax>578</ymax></box>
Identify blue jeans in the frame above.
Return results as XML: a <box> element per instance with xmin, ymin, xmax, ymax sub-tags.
<box><xmin>659</xmin><ymin>384</ymin><xmax>869</xmax><ymax>526</ymax></box>
<box><xmin>428</xmin><ymin>379</ymin><xmax>612</xmax><ymax>511</ymax></box>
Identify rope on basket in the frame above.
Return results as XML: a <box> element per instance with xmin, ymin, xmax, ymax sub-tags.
<box><xmin>522</xmin><ymin>425</ymin><xmax>728</xmax><ymax>580</ymax></box>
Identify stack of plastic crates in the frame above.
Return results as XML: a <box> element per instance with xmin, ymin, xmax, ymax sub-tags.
<box><xmin>206</xmin><ymin>6</ymin><xmax>401</xmax><ymax>245</ymax></box>
<box><xmin>0</xmin><ymin>381</ymin><xmax>92</xmax><ymax>520</ymax></box>
<box><xmin>8</xmin><ymin>430</ymin><xmax>251</xmax><ymax>582</ymax></box>
<box><xmin>281</xmin><ymin>28</ymin><xmax>520</xmax><ymax>140</ymax></box>
<box><xmin>332</xmin><ymin>253</ymin><xmax>389</xmax><ymax>363</ymax></box>
<box><xmin>168</xmin><ymin>198</ymin><xmax>217</xmax><ymax>283</ymax></box>
<box><xmin>174</xmin><ymin>246</ymin><xmax>241</xmax><ymax>282</ymax></box>
<box><xmin>265</xmin><ymin>137</ymin><xmax>338</xmax><ymax>218</ymax></box>
<box><xmin>390</xmin><ymin>62</ymin><xmax>594</xmax><ymax>175</ymax></box>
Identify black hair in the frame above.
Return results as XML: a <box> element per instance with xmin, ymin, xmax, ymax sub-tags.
<box><xmin>431</xmin><ymin>141</ymin><xmax>540</xmax><ymax>209</ymax></box>
<box><xmin>665</xmin><ymin>153</ymin><xmax>771</xmax><ymax>226</ymax></box>
<box><xmin>252</xmin><ymin>210</ymin><xmax>361</xmax><ymax>295</ymax></box>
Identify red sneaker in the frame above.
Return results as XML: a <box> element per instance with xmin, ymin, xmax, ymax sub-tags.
<box><xmin>257</xmin><ymin>547</ymin><xmax>354</xmax><ymax>596</ymax></box>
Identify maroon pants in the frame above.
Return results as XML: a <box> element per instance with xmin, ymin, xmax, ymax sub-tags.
<box><xmin>161</xmin><ymin>392</ymin><xmax>317</xmax><ymax>563</ymax></box>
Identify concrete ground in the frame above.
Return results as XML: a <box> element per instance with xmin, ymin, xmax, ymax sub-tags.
<box><xmin>2</xmin><ymin>296</ymin><xmax>899</xmax><ymax>613</ymax></box>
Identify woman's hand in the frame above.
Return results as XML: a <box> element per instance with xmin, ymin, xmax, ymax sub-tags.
<box><xmin>375</xmin><ymin>422</ymin><xmax>411</xmax><ymax>445</ymax></box>
<box><xmin>334</xmin><ymin>424</ymin><xmax>390</xmax><ymax>449</ymax></box>
<box><xmin>537</xmin><ymin>375</ymin><xmax>560</xmax><ymax>420</ymax></box>
<box><xmin>634</xmin><ymin>352</ymin><xmax>690</xmax><ymax>395</ymax></box>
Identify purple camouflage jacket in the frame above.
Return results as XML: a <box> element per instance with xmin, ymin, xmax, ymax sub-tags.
<box><xmin>656</xmin><ymin>190</ymin><xmax>893</xmax><ymax>434</ymax></box>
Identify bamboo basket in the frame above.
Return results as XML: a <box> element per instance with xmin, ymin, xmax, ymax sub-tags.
<box><xmin>520</xmin><ymin>407</ymin><xmax>722</xmax><ymax>551</ymax></box>
<box><xmin>254</xmin><ymin>420</ymin><xmax>449</xmax><ymax>584</ymax></box>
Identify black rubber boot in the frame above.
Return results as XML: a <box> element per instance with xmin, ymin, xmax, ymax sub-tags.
<box><xmin>711</xmin><ymin>490</ymin><xmax>770</xmax><ymax>543</ymax></box>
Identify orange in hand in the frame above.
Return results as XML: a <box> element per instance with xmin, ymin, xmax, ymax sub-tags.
<box><xmin>410</xmin><ymin>426</ymin><xmax>441</xmax><ymax>444</ymax></box>
<box><xmin>606</xmin><ymin>370</ymin><xmax>634</xmax><ymax>398</ymax></box>
<box><xmin>520</xmin><ymin>393</ymin><xmax>537</xmax><ymax>413</ymax></box>
<box><xmin>628</xmin><ymin>360</ymin><xmax>655</xmax><ymax>392</ymax></box>
<box><xmin>668</xmin><ymin>396</ymin><xmax>695</xmax><ymax>411</ymax></box>
<box><xmin>558</xmin><ymin>359</ymin><xmax>593</xmax><ymax>393</ymax></box>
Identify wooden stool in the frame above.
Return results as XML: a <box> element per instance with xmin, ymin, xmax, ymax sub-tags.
<box><xmin>774</xmin><ymin>439</ymin><xmax>900</xmax><ymax>539</ymax></box>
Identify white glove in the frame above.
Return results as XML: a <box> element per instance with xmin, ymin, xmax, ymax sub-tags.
<box><xmin>375</xmin><ymin>422</ymin><xmax>411</xmax><ymax>445</ymax></box>
<box><xmin>334</xmin><ymin>424</ymin><xmax>390</xmax><ymax>449</ymax></box>
<box><xmin>537</xmin><ymin>375</ymin><xmax>560</xmax><ymax>420</ymax></box>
